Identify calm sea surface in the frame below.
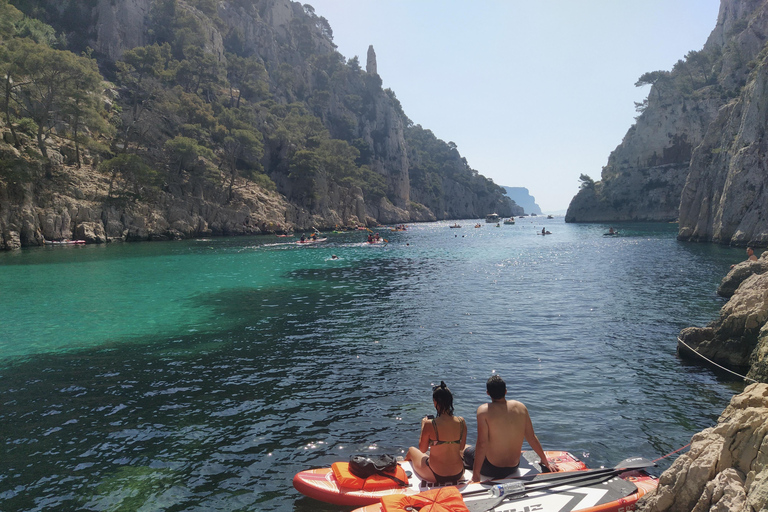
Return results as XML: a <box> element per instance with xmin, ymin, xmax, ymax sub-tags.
<box><xmin>0</xmin><ymin>218</ymin><xmax>746</xmax><ymax>511</ymax></box>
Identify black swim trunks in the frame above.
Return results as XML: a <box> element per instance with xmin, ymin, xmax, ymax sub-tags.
<box><xmin>463</xmin><ymin>445</ymin><xmax>520</xmax><ymax>479</ymax></box>
<box><xmin>479</xmin><ymin>458</ymin><xmax>519</xmax><ymax>479</ymax></box>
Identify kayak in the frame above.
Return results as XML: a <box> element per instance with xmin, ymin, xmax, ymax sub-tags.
<box><xmin>296</xmin><ymin>238</ymin><xmax>328</xmax><ymax>244</ymax></box>
<box><xmin>292</xmin><ymin>451</ymin><xmax>585</xmax><ymax>507</ymax></box>
<box><xmin>353</xmin><ymin>465</ymin><xmax>658</xmax><ymax>512</ymax></box>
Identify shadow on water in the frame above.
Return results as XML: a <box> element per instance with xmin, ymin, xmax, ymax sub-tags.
<box><xmin>0</xmin><ymin>257</ymin><xmax>442</xmax><ymax>511</ymax></box>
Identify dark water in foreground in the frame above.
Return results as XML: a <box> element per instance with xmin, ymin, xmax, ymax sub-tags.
<box><xmin>0</xmin><ymin>218</ymin><xmax>746</xmax><ymax>511</ymax></box>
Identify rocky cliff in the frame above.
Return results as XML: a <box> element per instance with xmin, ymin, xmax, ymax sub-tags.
<box><xmin>677</xmin><ymin>25</ymin><xmax>768</xmax><ymax>245</ymax></box>
<box><xmin>566</xmin><ymin>0</ymin><xmax>768</xmax><ymax>242</ymax></box>
<box><xmin>637</xmin><ymin>383</ymin><xmax>768</xmax><ymax>512</ymax></box>
<box><xmin>0</xmin><ymin>0</ymin><xmax>517</xmax><ymax>248</ymax></box>
<box><xmin>0</xmin><ymin>146</ymin><xmax>292</xmax><ymax>249</ymax></box>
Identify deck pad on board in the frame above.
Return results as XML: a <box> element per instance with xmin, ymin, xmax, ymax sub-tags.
<box><xmin>464</xmin><ymin>474</ymin><xmax>638</xmax><ymax>512</ymax></box>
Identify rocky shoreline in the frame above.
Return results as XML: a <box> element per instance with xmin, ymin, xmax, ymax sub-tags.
<box><xmin>638</xmin><ymin>383</ymin><xmax>768</xmax><ymax>511</ymax></box>
<box><xmin>677</xmin><ymin>252</ymin><xmax>768</xmax><ymax>384</ymax></box>
<box><xmin>0</xmin><ymin>149</ymin><xmax>430</xmax><ymax>251</ymax></box>
<box><xmin>636</xmin><ymin>251</ymin><xmax>768</xmax><ymax>511</ymax></box>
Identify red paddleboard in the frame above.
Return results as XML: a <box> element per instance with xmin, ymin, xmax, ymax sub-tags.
<box><xmin>293</xmin><ymin>451</ymin><xmax>586</xmax><ymax>507</ymax></box>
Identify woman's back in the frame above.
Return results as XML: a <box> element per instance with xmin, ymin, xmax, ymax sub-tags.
<box><xmin>426</xmin><ymin>414</ymin><xmax>466</xmax><ymax>474</ymax></box>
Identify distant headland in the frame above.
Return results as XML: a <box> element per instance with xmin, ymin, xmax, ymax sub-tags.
<box><xmin>503</xmin><ymin>187</ymin><xmax>542</xmax><ymax>215</ymax></box>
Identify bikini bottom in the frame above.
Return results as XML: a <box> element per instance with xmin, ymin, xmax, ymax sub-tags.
<box><xmin>424</xmin><ymin>457</ymin><xmax>465</xmax><ymax>484</ymax></box>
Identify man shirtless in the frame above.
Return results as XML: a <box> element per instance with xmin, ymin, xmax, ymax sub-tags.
<box><xmin>464</xmin><ymin>375</ymin><xmax>553</xmax><ymax>482</ymax></box>
<box><xmin>731</xmin><ymin>247</ymin><xmax>759</xmax><ymax>268</ymax></box>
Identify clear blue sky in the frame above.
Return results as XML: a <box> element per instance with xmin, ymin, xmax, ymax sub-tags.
<box><xmin>306</xmin><ymin>0</ymin><xmax>722</xmax><ymax>213</ymax></box>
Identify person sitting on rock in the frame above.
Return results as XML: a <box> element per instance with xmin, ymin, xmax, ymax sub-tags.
<box><xmin>732</xmin><ymin>247</ymin><xmax>759</xmax><ymax>268</ymax></box>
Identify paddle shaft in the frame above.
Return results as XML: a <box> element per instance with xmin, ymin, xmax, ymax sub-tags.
<box><xmin>462</xmin><ymin>458</ymin><xmax>653</xmax><ymax>498</ymax></box>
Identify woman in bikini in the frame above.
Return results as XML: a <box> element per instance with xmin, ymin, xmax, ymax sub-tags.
<box><xmin>405</xmin><ymin>381</ymin><xmax>467</xmax><ymax>483</ymax></box>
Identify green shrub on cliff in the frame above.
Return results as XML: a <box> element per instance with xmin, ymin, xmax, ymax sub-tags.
<box><xmin>0</xmin><ymin>24</ymin><xmax>109</xmax><ymax>168</ymax></box>
<box><xmin>100</xmin><ymin>154</ymin><xmax>162</xmax><ymax>201</ymax></box>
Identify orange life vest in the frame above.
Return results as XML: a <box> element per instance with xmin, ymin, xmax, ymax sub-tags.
<box><xmin>381</xmin><ymin>487</ymin><xmax>469</xmax><ymax>512</ymax></box>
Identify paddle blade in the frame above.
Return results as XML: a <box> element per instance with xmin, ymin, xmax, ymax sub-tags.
<box><xmin>613</xmin><ymin>457</ymin><xmax>656</xmax><ymax>470</ymax></box>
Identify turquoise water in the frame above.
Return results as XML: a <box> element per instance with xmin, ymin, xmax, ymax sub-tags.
<box><xmin>0</xmin><ymin>218</ymin><xmax>746</xmax><ymax>511</ymax></box>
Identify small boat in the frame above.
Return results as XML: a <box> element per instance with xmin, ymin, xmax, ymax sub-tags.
<box><xmin>449</xmin><ymin>224</ymin><xmax>462</xmax><ymax>228</ymax></box>
<box><xmin>44</xmin><ymin>239</ymin><xmax>86</xmax><ymax>245</ymax></box>
<box><xmin>296</xmin><ymin>237</ymin><xmax>328</xmax><ymax>244</ymax></box>
<box><xmin>547</xmin><ymin>215</ymin><xmax>554</xmax><ymax>219</ymax></box>
<box><xmin>485</xmin><ymin>213</ymin><xmax>501</xmax><ymax>223</ymax></box>
<box><xmin>293</xmin><ymin>451</ymin><xmax>586</xmax><ymax>507</ymax></box>
<box><xmin>503</xmin><ymin>219</ymin><xmax>515</xmax><ymax>225</ymax></box>
<box><xmin>530</xmin><ymin>213</ymin><xmax>537</xmax><ymax>217</ymax></box>
<box><xmin>474</xmin><ymin>224</ymin><xmax>482</xmax><ymax>228</ymax></box>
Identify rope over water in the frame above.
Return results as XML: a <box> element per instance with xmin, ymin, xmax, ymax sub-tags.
<box><xmin>652</xmin><ymin>443</ymin><xmax>691</xmax><ymax>463</ymax></box>
<box><xmin>677</xmin><ymin>336</ymin><xmax>758</xmax><ymax>383</ymax></box>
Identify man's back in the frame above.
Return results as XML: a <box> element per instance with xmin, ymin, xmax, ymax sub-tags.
<box><xmin>480</xmin><ymin>398</ymin><xmax>529</xmax><ymax>468</ymax></box>
<box><xmin>468</xmin><ymin>375</ymin><xmax>551</xmax><ymax>481</ymax></box>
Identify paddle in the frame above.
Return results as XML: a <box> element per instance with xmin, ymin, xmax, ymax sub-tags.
<box><xmin>463</xmin><ymin>457</ymin><xmax>655</xmax><ymax>511</ymax></box>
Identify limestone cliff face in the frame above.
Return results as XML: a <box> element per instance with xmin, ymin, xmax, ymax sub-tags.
<box><xmin>93</xmin><ymin>0</ymin><xmax>153</xmax><ymax>60</ymax></box>
<box><xmin>637</xmin><ymin>383</ymin><xmax>768</xmax><ymax>512</ymax></box>
<box><xmin>566</xmin><ymin>90</ymin><xmax>718</xmax><ymax>222</ymax></box>
<box><xmin>678</xmin><ymin>44</ymin><xmax>768</xmax><ymax>245</ymax></box>
<box><xmin>0</xmin><ymin>145</ymin><xmax>292</xmax><ymax>251</ymax></box>
<box><xmin>567</xmin><ymin>0</ymin><xmax>768</xmax><ymax>233</ymax></box>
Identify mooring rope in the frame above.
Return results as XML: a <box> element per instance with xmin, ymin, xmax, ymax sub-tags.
<box><xmin>677</xmin><ymin>336</ymin><xmax>758</xmax><ymax>383</ymax></box>
<box><xmin>652</xmin><ymin>443</ymin><xmax>691</xmax><ymax>463</ymax></box>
